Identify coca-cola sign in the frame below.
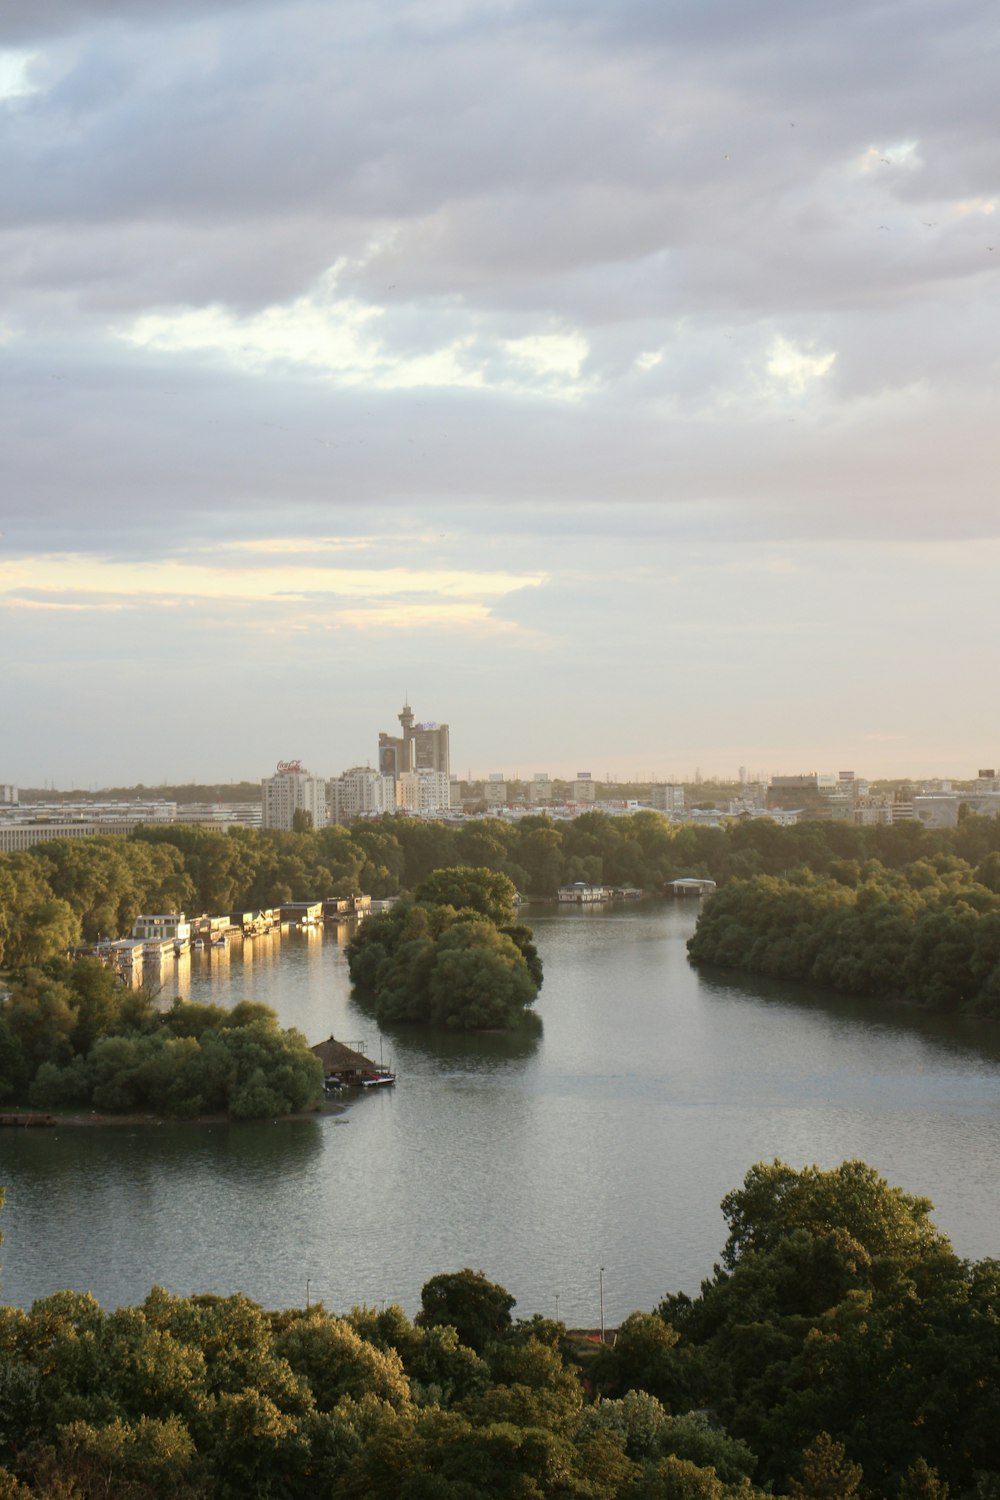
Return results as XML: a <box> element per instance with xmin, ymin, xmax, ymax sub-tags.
<box><xmin>276</xmin><ymin>759</ymin><xmax>303</xmax><ymax>773</ymax></box>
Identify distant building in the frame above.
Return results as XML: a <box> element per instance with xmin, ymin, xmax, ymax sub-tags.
<box><xmin>0</xmin><ymin>785</ymin><xmax>17</xmax><ymax>805</ymax></box>
<box><xmin>648</xmin><ymin>784</ymin><xmax>685</xmax><ymax>815</ymax></box>
<box><xmin>378</xmin><ymin>701</ymin><xmax>450</xmax><ymax>781</ymax></box>
<box><xmin>485</xmin><ymin>774</ymin><xmax>507</xmax><ymax>806</ymax></box>
<box><xmin>666</xmin><ymin>877</ymin><xmax>717</xmax><ymax>897</ymax></box>
<box><xmin>913</xmin><ymin>789</ymin><xmax>1000</xmax><ymax>829</ymax></box>
<box><xmin>529</xmin><ymin>774</ymin><xmax>553</xmax><ymax>805</ymax></box>
<box><xmin>329</xmin><ymin>766</ymin><xmax>397</xmax><ymax>823</ymax></box>
<box><xmin>175</xmin><ymin>802</ymin><xmax>262</xmax><ymax>827</ymax></box>
<box><xmin>131</xmin><ymin>912</ymin><xmax>191</xmax><ymax>943</ymax></box>
<box><xmin>0</xmin><ymin>816</ymin><xmax>173</xmax><ymax>853</ymax></box>
<box><xmin>768</xmin><ymin>772</ymin><xmax>839</xmax><ymax>817</ymax></box>
<box><xmin>396</xmin><ymin>768</ymin><xmax>452</xmax><ymax>814</ymax></box>
<box><xmin>557</xmin><ymin>881</ymin><xmax>609</xmax><ymax>903</ymax></box>
<box><xmin>261</xmin><ymin>760</ymin><xmax>328</xmax><ymax>830</ymax></box>
<box><xmin>572</xmin><ymin>771</ymin><xmax>596</xmax><ymax>804</ymax></box>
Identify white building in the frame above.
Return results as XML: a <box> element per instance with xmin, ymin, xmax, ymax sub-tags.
<box><xmin>131</xmin><ymin>912</ymin><xmax>191</xmax><ymax>944</ymax></box>
<box><xmin>396</xmin><ymin>768</ymin><xmax>452</xmax><ymax>814</ymax></box>
<box><xmin>261</xmin><ymin>760</ymin><xmax>328</xmax><ymax>830</ymax></box>
<box><xmin>484</xmin><ymin>774</ymin><xmax>507</xmax><ymax>806</ymax></box>
<box><xmin>572</xmin><ymin>772</ymin><xmax>597</xmax><ymax>804</ymax></box>
<box><xmin>329</xmin><ymin>766</ymin><xmax>397</xmax><ymax>822</ymax></box>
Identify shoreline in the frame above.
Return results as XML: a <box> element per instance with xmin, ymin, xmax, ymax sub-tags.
<box><xmin>0</xmin><ymin>1099</ymin><xmax>350</xmax><ymax>1129</ymax></box>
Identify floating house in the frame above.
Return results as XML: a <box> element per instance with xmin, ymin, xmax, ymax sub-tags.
<box><xmin>665</xmin><ymin>877</ymin><xmax>717</xmax><ymax>897</ymax></box>
<box><xmin>310</xmin><ymin>1036</ymin><xmax>395</xmax><ymax>1088</ymax></box>
<box><xmin>131</xmin><ymin>912</ymin><xmax>191</xmax><ymax>948</ymax></box>
<box><xmin>279</xmin><ymin>901</ymin><xmax>323</xmax><ymax>926</ymax></box>
<box><xmin>557</xmin><ymin>882</ymin><xmax>611</xmax><ymax>903</ymax></box>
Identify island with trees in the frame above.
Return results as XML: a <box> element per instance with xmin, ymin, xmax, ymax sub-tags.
<box><xmin>0</xmin><ymin>1157</ymin><xmax>997</xmax><ymax>1497</ymax></box>
<box><xmin>687</xmin><ymin>850</ymin><xmax>1000</xmax><ymax>1017</ymax></box>
<box><xmin>0</xmin><ymin>957</ymin><xmax>322</xmax><ymax>1120</ymax></box>
<box><xmin>345</xmin><ymin>868</ymin><xmax>543</xmax><ymax>1030</ymax></box>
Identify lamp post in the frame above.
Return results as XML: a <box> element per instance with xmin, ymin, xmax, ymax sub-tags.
<box><xmin>555</xmin><ymin>1292</ymin><xmax>560</xmax><ymax>1323</ymax></box>
<box><xmin>306</xmin><ymin>1278</ymin><xmax>311</xmax><ymax>1310</ymax></box>
<box><xmin>599</xmin><ymin>1266</ymin><xmax>605</xmax><ymax>1344</ymax></box>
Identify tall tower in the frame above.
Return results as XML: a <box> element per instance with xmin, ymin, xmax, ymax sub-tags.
<box><xmin>378</xmin><ymin>700</ymin><xmax>450</xmax><ymax>783</ymax></box>
<box><xmin>378</xmin><ymin>700</ymin><xmax>411</xmax><ymax>779</ymax></box>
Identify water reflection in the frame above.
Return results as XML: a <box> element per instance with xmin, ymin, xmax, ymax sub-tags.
<box><xmin>700</xmin><ymin>967</ymin><xmax>1000</xmax><ymax>1063</ymax></box>
<box><xmin>3</xmin><ymin>904</ymin><xmax>999</xmax><ymax>1321</ymax></box>
<box><xmin>366</xmin><ymin>1015</ymin><xmax>542</xmax><ymax>1073</ymax></box>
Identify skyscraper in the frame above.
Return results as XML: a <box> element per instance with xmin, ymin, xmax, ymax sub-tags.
<box><xmin>378</xmin><ymin>702</ymin><xmax>450</xmax><ymax>781</ymax></box>
<box><xmin>261</xmin><ymin>760</ymin><xmax>328</xmax><ymax>830</ymax></box>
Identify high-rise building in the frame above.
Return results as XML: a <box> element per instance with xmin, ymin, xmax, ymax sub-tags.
<box><xmin>396</xmin><ymin>768</ymin><xmax>452</xmax><ymax>814</ymax></box>
<box><xmin>378</xmin><ymin>702</ymin><xmax>450</xmax><ymax>781</ymax></box>
<box><xmin>329</xmin><ymin>766</ymin><xmax>397</xmax><ymax>823</ymax></box>
<box><xmin>572</xmin><ymin>771</ymin><xmax>596</xmax><ymax>804</ymax></box>
<box><xmin>648</xmin><ymin>784</ymin><xmax>685</xmax><ymax>815</ymax></box>
<box><xmin>261</xmin><ymin>760</ymin><xmax>328</xmax><ymax>830</ymax></box>
<box><xmin>529</xmin><ymin>774</ymin><xmax>552</xmax><ymax>805</ymax></box>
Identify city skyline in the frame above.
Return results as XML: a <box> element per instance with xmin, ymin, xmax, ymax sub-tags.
<box><xmin>3</xmin><ymin>1</ymin><xmax>999</xmax><ymax>785</ymax></box>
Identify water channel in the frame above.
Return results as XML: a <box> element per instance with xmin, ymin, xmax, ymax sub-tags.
<box><xmin>2</xmin><ymin>902</ymin><xmax>999</xmax><ymax>1326</ymax></box>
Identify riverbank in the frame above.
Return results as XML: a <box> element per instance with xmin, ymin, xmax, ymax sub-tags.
<box><xmin>0</xmin><ymin>1099</ymin><xmax>348</xmax><ymax>1128</ymax></box>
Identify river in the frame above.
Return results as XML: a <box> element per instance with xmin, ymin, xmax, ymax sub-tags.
<box><xmin>2</xmin><ymin>901</ymin><xmax>999</xmax><ymax>1326</ymax></box>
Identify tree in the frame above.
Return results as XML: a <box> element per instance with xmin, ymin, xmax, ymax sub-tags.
<box><xmin>347</xmin><ymin>873</ymin><xmax>541</xmax><ymax>1031</ymax></box>
<box><xmin>593</xmin><ymin>1313</ymin><xmax>700</xmax><ymax>1412</ymax></box>
<box><xmin>787</xmin><ymin>1433</ymin><xmax>862</xmax><ymax>1500</ymax></box>
<box><xmin>426</xmin><ymin>920</ymin><xmax>538</xmax><ymax>1029</ymax></box>
<box><xmin>416</xmin><ymin>1271</ymin><xmax>515</xmax><ymax>1355</ymax></box>
<box><xmin>414</xmin><ymin>869</ymin><xmax>519</xmax><ymax>925</ymax></box>
<box><xmin>718</xmin><ymin>1160</ymin><xmax>945</xmax><ymax>1276</ymax></box>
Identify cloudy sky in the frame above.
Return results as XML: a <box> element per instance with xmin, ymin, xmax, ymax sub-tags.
<box><xmin>2</xmin><ymin>0</ymin><xmax>998</xmax><ymax>787</ymax></box>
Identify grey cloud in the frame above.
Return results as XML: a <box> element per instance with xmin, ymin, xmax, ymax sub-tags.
<box><xmin>3</xmin><ymin>0</ymin><xmax>998</xmax><ymax>558</ymax></box>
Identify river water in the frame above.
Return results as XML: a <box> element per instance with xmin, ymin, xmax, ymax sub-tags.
<box><xmin>3</xmin><ymin>902</ymin><xmax>999</xmax><ymax>1325</ymax></box>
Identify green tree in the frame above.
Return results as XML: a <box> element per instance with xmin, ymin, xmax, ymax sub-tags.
<box><xmin>787</xmin><ymin>1432</ymin><xmax>862</xmax><ymax>1500</ymax></box>
<box><xmin>416</xmin><ymin>1271</ymin><xmax>515</xmax><ymax>1355</ymax></box>
<box><xmin>414</xmin><ymin>868</ymin><xmax>519</xmax><ymax>925</ymax></box>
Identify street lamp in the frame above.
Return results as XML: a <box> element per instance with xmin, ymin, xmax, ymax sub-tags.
<box><xmin>599</xmin><ymin>1266</ymin><xmax>605</xmax><ymax>1344</ymax></box>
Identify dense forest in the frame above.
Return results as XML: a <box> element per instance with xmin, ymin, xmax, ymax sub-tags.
<box><xmin>4</xmin><ymin>809</ymin><xmax>1000</xmax><ymax>974</ymax></box>
<box><xmin>687</xmin><ymin>849</ymin><xmax>1000</xmax><ymax>1018</ymax></box>
<box><xmin>0</xmin><ymin>1158</ymin><xmax>996</xmax><ymax>1498</ymax></box>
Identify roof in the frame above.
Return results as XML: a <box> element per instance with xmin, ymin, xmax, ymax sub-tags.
<box><xmin>310</xmin><ymin>1036</ymin><xmax>378</xmax><ymax>1074</ymax></box>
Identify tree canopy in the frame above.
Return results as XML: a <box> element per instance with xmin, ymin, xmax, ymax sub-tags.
<box><xmin>0</xmin><ymin>963</ymin><xmax>322</xmax><ymax>1118</ymax></box>
<box><xmin>0</xmin><ymin>1160</ymin><xmax>996</xmax><ymax>1497</ymax></box>
<box><xmin>687</xmin><ymin>853</ymin><xmax>1000</xmax><ymax>1017</ymax></box>
<box><xmin>346</xmin><ymin>870</ymin><xmax>542</xmax><ymax>1031</ymax></box>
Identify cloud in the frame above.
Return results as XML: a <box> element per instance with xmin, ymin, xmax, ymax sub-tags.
<box><xmin>3</xmin><ymin>0</ymin><xmax>1000</xmax><ymax>781</ymax></box>
<box><xmin>0</xmin><ymin>48</ymin><xmax>39</xmax><ymax>100</ymax></box>
<box><xmin>114</xmin><ymin>270</ymin><xmax>594</xmax><ymax>397</ymax></box>
<box><xmin>0</xmin><ymin>551</ymin><xmax>547</xmax><ymax>629</ymax></box>
<box><xmin>764</xmin><ymin>335</ymin><xmax>836</xmax><ymax>397</ymax></box>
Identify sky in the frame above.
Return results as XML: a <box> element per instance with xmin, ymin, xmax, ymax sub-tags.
<box><xmin>2</xmin><ymin>0</ymin><xmax>998</xmax><ymax>788</ymax></box>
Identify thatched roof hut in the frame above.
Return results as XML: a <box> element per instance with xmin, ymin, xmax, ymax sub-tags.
<box><xmin>310</xmin><ymin>1036</ymin><xmax>380</xmax><ymax>1085</ymax></box>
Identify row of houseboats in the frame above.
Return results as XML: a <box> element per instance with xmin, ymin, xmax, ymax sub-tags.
<box><xmin>74</xmin><ymin>894</ymin><xmax>376</xmax><ymax>985</ymax></box>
